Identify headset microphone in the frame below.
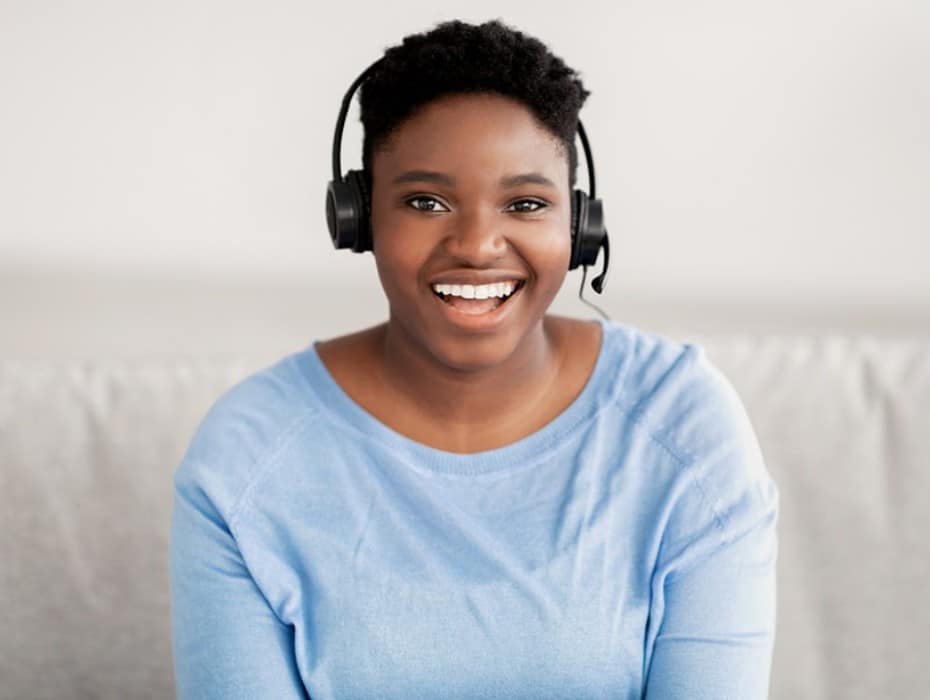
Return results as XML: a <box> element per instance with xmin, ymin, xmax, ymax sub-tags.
<box><xmin>325</xmin><ymin>59</ymin><xmax>611</xmax><ymax>295</ymax></box>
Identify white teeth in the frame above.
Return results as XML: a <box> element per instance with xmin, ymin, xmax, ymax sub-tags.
<box><xmin>431</xmin><ymin>281</ymin><xmax>519</xmax><ymax>299</ymax></box>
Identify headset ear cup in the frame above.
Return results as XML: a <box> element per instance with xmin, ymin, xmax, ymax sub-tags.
<box><xmin>346</xmin><ymin>170</ymin><xmax>372</xmax><ymax>252</ymax></box>
<box><xmin>569</xmin><ymin>190</ymin><xmax>588</xmax><ymax>270</ymax></box>
<box><xmin>577</xmin><ymin>196</ymin><xmax>607</xmax><ymax>268</ymax></box>
<box><xmin>324</xmin><ymin>171</ymin><xmax>371</xmax><ymax>252</ymax></box>
<box><xmin>326</xmin><ymin>179</ymin><xmax>360</xmax><ymax>250</ymax></box>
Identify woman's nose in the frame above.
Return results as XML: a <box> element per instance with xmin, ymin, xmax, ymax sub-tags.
<box><xmin>443</xmin><ymin>207</ymin><xmax>507</xmax><ymax>263</ymax></box>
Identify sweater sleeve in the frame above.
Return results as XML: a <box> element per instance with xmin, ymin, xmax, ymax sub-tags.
<box><xmin>169</xmin><ymin>460</ymin><xmax>309</xmax><ymax>700</ymax></box>
<box><xmin>640</xmin><ymin>349</ymin><xmax>780</xmax><ymax>699</ymax></box>
<box><xmin>643</xmin><ymin>501</ymin><xmax>778</xmax><ymax>699</ymax></box>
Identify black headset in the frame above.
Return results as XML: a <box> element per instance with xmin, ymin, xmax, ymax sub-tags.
<box><xmin>325</xmin><ymin>58</ymin><xmax>611</xmax><ymax>294</ymax></box>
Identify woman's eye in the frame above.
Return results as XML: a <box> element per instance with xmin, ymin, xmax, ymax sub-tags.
<box><xmin>406</xmin><ymin>196</ymin><xmax>448</xmax><ymax>212</ymax></box>
<box><xmin>508</xmin><ymin>199</ymin><xmax>547</xmax><ymax>213</ymax></box>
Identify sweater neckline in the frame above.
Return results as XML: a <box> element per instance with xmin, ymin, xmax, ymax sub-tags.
<box><xmin>294</xmin><ymin>317</ymin><xmax>616</xmax><ymax>475</ymax></box>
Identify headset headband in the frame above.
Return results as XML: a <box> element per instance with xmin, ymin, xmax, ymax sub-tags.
<box><xmin>332</xmin><ymin>58</ymin><xmax>598</xmax><ymax>198</ymax></box>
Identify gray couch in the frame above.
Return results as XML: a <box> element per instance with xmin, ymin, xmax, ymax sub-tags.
<box><xmin>3</xmin><ymin>331</ymin><xmax>929</xmax><ymax>699</ymax></box>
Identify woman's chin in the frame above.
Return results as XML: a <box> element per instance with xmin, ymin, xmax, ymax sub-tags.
<box><xmin>417</xmin><ymin>313</ymin><xmax>551</xmax><ymax>377</ymax></box>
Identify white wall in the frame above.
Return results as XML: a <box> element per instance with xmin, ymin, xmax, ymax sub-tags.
<box><xmin>1</xmin><ymin>0</ymin><xmax>928</xmax><ymax>355</ymax></box>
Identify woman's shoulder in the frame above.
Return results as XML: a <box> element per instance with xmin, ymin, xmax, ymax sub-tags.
<box><xmin>548</xmin><ymin>315</ymin><xmax>748</xmax><ymax>466</ymax></box>
<box><xmin>604</xmin><ymin>320</ymin><xmax>777</xmax><ymax>540</ymax></box>
<box><xmin>173</xmin><ymin>345</ymin><xmax>326</xmax><ymax>510</ymax></box>
<box><xmin>598</xmin><ymin>319</ymin><xmax>715</xmax><ymax>422</ymax></box>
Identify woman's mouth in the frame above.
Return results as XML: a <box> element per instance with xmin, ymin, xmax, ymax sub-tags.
<box><xmin>430</xmin><ymin>280</ymin><xmax>526</xmax><ymax>316</ymax></box>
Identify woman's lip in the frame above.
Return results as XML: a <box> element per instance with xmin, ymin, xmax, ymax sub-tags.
<box><xmin>429</xmin><ymin>282</ymin><xmax>525</xmax><ymax>332</ymax></box>
<box><xmin>428</xmin><ymin>275</ymin><xmax>528</xmax><ymax>286</ymax></box>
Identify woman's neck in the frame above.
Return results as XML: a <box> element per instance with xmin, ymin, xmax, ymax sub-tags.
<box><xmin>376</xmin><ymin>316</ymin><xmax>566</xmax><ymax>441</ymax></box>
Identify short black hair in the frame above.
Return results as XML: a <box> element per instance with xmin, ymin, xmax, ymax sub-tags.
<box><xmin>358</xmin><ymin>19</ymin><xmax>591</xmax><ymax>189</ymax></box>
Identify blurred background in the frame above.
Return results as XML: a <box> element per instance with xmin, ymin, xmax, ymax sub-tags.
<box><xmin>1</xmin><ymin>0</ymin><xmax>927</xmax><ymax>362</ymax></box>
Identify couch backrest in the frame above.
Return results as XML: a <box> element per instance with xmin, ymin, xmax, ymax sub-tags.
<box><xmin>2</xmin><ymin>333</ymin><xmax>928</xmax><ymax>699</ymax></box>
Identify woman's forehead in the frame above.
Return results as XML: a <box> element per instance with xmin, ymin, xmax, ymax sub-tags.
<box><xmin>372</xmin><ymin>93</ymin><xmax>569</xmax><ymax>183</ymax></box>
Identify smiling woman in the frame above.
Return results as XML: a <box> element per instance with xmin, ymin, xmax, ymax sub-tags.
<box><xmin>170</xmin><ymin>18</ymin><xmax>780</xmax><ymax>700</ymax></box>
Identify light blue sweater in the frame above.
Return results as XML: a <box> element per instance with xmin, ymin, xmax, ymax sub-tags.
<box><xmin>170</xmin><ymin>318</ymin><xmax>779</xmax><ymax>699</ymax></box>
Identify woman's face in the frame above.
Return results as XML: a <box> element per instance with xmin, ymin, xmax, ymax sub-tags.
<box><xmin>369</xmin><ymin>92</ymin><xmax>572</xmax><ymax>372</ymax></box>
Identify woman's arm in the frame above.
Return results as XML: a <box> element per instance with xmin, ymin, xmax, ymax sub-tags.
<box><xmin>169</xmin><ymin>463</ymin><xmax>309</xmax><ymax>700</ymax></box>
<box><xmin>643</xmin><ymin>510</ymin><xmax>778</xmax><ymax>699</ymax></box>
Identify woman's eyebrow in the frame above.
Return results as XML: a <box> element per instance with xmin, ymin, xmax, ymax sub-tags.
<box><xmin>498</xmin><ymin>173</ymin><xmax>557</xmax><ymax>189</ymax></box>
<box><xmin>392</xmin><ymin>170</ymin><xmax>455</xmax><ymax>186</ymax></box>
<box><xmin>391</xmin><ymin>170</ymin><xmax>557</xmax><ymax>189</ymax></box>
